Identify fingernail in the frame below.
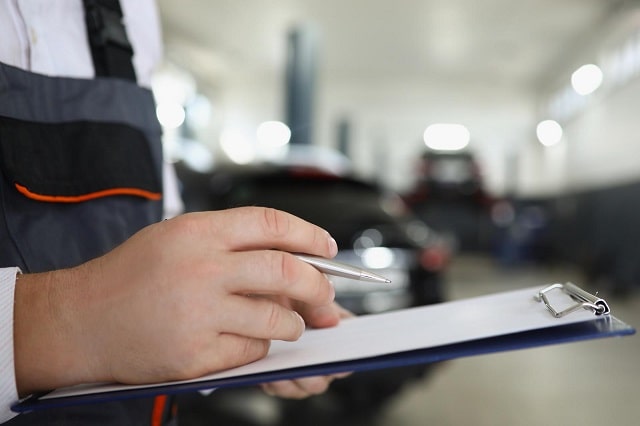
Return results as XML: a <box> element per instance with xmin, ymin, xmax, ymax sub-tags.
<box><xmin>328</xmin><ymin>235</ymin><xmax>338</xmax><ymax>256</ymax></box>
<box><xmin>294</xmin><ymin>310</ymin><xmax>306</xmax><ymax>329</ymax></box>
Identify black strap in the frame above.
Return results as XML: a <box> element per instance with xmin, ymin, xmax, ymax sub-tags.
<box><xmin>83</xmin><ymin>0</ymin><xmax>137</xmax><ymax>81</ymax></box>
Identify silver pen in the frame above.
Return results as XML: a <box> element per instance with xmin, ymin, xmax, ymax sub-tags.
<box><xmin>294</xmin><ymin>254</ymin><xmax>392</xmax><ymax>283</ymax></box>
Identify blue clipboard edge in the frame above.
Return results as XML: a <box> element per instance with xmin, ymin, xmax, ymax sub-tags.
<box><xmin>13</xmin><ymin>315</ymin><xmax>635</xmax><ymax>413</ymax></box>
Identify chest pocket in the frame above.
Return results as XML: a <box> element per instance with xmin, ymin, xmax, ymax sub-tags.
<box><xmin>0</xmin><ymin>115</ymin><xmax>161</xmax><ymax>203</ymax></box>
<box><xmin>0</xmin><ymin>114</ymin><xmax>163</xmax><ymax>273</ymax></box>
<box><xmin>0</xmin><ymin>62</ymin><xmax>164</xmax><ymax>273</ymax></box>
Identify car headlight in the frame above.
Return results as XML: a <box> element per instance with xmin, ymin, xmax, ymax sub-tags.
<box><xmin>361</xmin><ymin>247</ymin><xmax>395</xmax><ymax>269</ymax></box>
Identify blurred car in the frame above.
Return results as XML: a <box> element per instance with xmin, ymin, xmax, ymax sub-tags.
<box><xmin>178</xmin><ymin>162</ymin><xmax>450</xmax><ymax>312</ymax></box>
<box><xmin>406</xmin><ymin>150</ymin><xmax>487</xmax><ymax>204</ymax></box>
<box><xmin>404</xmin><ymin>150</ymin><xmax>494</xmax><ymax>252</ymax></box>
<box><xmin>175</xmin><ymin>161</ymin><xmax>452</xmax><ymax>420</ymax></box>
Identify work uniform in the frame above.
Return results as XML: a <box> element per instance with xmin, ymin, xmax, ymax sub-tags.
<box><xmin>0</xmin><ymin>0</ymin><xmax>177</xmax><ymax>424</ymax></box>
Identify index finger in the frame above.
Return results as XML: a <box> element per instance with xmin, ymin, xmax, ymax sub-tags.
<box><xmin>208</xmin><ymin>207</ymin><xmax>338</xmax><ymax>257</ymax></box>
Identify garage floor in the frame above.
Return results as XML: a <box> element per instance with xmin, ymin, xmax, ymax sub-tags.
<box><xmin>377</xmin><ymin>255</ymin><xmax>639</xmax><ymax>426</ymax></box>
<box><xmin>178</xmin><ymin>255</ymin><xmax>639</xmax><ymax>426</ymax></box>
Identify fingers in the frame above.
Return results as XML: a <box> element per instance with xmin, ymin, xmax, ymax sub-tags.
<box><xmin>220</xmin><ymin>250</ymin><xmax>335</xmax><ymax>307</ymax></box>
<box><xmin>261</xmin><ymin>378</ymin><xmax>330</xmax><ymax>399</ymax></box>
<box><xmin>216</xmin><ymin>295</ymin><xmax>306</xmax><ymax>341</ymax></box>
<box><xmin>206</xmin><ymin>207</ymin><xmax>338</xmax><ymax>258</ymax></box>
<box><xmin>260</xmin><ymin>374</ymin><xmax>348</xmax><ymax>399</ymax></box>
<box><xmin>175</xmin><ymin>334</ymin><xmax>272</xmax><ymax>381</ymax></box>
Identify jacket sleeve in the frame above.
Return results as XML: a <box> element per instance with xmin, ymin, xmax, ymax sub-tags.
<box><xmin>0</xmin><ymin>268</ymin><xmax>20</xmax><ymax>423</ymax></box>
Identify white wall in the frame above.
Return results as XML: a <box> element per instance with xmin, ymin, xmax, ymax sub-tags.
<box><xmin>317</xmin><ymin>78</ymin><xmax>533</xmax><ymax>194</ymax></box>
<box><xmin>564</xmin><ymin>77</ymin><xmax>640</xmax><ymax>192</ymax></box>
<box><xmin>197</xmin><ymin>75</ymin><xmax>534</xmax><ymax>196</ymax></box>
<box><xmin>182</xmin><ymin>4</ymin><xmax>640</xmax><ymax>199</ymax></box>
<box><xmin>517</xmin><ymin>4</ymin><xmax>640</xmax><ymax>198</ymax></box>
<box><xmin>192</xmin><ymin>52</ymin><xmax>640</xmax><ymax>199</ymax></box>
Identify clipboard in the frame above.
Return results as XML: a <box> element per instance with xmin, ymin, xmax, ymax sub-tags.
<box><xmin>12</xmin><ymin>283</ymin><xmax>635</xmax><ymax>413</ymax></box>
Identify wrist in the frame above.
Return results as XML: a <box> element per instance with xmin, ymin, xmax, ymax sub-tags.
<box><xmin>13</xmin><ymin>267</ymin><xmax>104</xmax><ymax>395</ymax></box>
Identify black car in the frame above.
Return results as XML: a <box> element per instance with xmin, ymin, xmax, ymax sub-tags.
<box><xmin>175</xmin><ymin>161</ymin><xmax>451</xmax><ymax>423</ymax></box>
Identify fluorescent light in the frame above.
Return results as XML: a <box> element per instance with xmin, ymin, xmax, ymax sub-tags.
<box><xmin>256</xmin><ymin>121</ymin><xmax>291</xmax><ymax>147</ymax></box>
<box><xmin>156</xmin><ymin>103</ymin><xmax>185</xmax><ymax>129</ymax></box>
<box><xmin>536</xmin><ymin>120</ymin><xmax>563</xmax><ymax>147</ymax></box>
<box><xmin>571</xmin><ymin>64</ymin><xmax>603</xmax><ymax>96</ymax></box>
<box><xmin>423</xmin><ymin>123</ymin><xmax>470</xmax><ymax>151</ymax></box>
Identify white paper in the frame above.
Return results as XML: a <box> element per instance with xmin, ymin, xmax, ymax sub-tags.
<box><xmin>43</xmin><ymin>285</ymin><xmax>597</xmax><ymax>400</ymax></box>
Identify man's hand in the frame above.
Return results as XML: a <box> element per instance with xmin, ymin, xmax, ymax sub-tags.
<box><xmin>259</xmin><ymin>301</ymin><xmax>353</xmax><ymax>399</ymax></box>
<box><xmin>14</xmin><ymin>207</ymin><xmax>340</xmax><ymax>396</ymax></box>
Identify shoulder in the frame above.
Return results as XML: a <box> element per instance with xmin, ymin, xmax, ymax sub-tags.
<box><xmin>0</xmin><ymin>0</ymin><xmax>163</xmax><ymax>87</ymax></box>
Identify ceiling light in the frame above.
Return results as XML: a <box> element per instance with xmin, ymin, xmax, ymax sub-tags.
<box><xmin>571</xmin><ymin>64</ymin><xmax>603</xmax><ymax>96</ymax></box>
<box><xmin>423</xmin><ymin>123</ymin><xmax>470</xmax><ymax>151</ymax></box>
<box><xmin>156</xmin><ymin>103</ymin><xmax>185</xmax><ymax>129</ymax></box>
<box><xmin>256</xmin><ymin>121</ymin><xmax>291</xmax><ymax>147</ymax></box>
<box><xmin>536</xmin><ymin>120</ymin><xmax>563</xmax><ymax>147</ymax></box>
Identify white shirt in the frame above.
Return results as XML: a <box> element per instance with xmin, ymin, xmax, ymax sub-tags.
<box><xmin>0</xmin><ymin>1</ymin><xmax>168</xmax><ymax>421</ymax></box>
<box><xmin>0</xmin><ymin>0</ymin><xmax>162</xmax><ymax>87</ymax></box>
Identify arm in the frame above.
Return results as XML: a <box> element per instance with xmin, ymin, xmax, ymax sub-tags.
<box><xmin>13</xmin><ymin>207</ymin><xmax>341</xmax><ymax>396</ymax></box>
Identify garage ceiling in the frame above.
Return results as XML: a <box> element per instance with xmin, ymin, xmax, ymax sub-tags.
<box><xmin>156</xmin><ymin>0</ymin><xmax>624</xmax><ymax>93</ymax></box>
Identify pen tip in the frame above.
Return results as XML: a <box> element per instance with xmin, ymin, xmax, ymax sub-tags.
<box><xmin>360</xmin><ymin>271</ymin><xmax>392</xmax><ymax>283</ymax></box>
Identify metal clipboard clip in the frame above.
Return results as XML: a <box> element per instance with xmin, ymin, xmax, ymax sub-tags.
<box><xmin>535</xmin><ymin>282</ymin><xmax>610</xmax><ymax>318</ymax></box>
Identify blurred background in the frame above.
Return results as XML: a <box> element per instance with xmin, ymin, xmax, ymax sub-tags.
<box><xmin>152</xmin><ymin>0</ymin><xmax>639</xmax><ymax>424</ymax></box>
